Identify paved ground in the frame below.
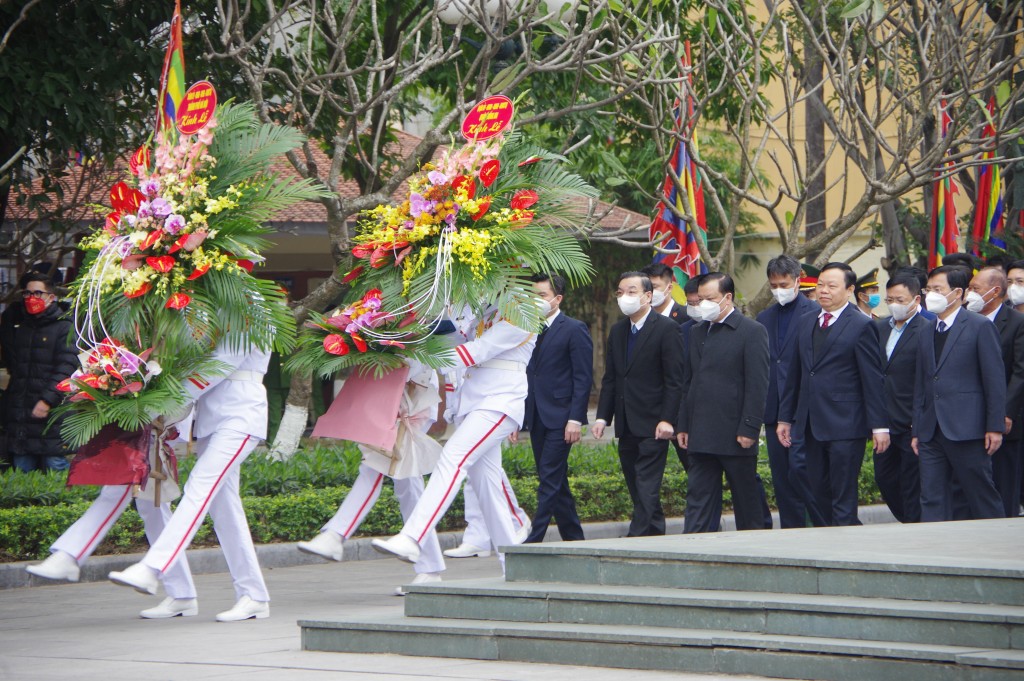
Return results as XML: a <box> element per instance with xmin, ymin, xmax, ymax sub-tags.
<box><xmin>0</xmin><ymin>552</ymin><xmax>790</xmax><ymax>681</ymax></box>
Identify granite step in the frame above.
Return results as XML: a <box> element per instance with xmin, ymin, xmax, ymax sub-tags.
<box><xmin>299</xmin><ymin>613</ymin><xmax>1024</xmax><ymax>681</ymax></box>
<box><xmin>503</xmin><ymin>520</ymin><xmax>1024</xmax><ymax>606</ymax></box>
<box><xmin>402</xmin><ymin>578</ymin><xmax>1024</xmax><ymax>650</ymax></box>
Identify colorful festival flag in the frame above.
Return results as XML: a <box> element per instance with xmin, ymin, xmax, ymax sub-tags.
<box><xmin>648</xmin><ymin>41</ymin><xmax>708</xmax><ymax>283</ymax></box>
<box><xmin>971</xmin><ymin>97</ymin><xmax>1006</xmax><ymax>253</ymax></box>
<box><xmin>928</xmin><ymin>99</ymin><xmax>959</xmax><ymax>269</ymax></box>
<box><xmin>156</xmin><ymin>0</ymin><xmax>185</xmax><ymax>134</ymax></box>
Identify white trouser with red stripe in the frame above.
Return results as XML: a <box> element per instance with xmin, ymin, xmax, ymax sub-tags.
<box><xmin>50</xmin><ymin>485</ymin><xmax>196</xmax><ymax>599</ymax></box>
<box><xmin>323</xmin><ymin>462</ymin><xmax>445</xmax><ymax>574</ymax></box>
<box><xmin>461</xmin><ymin>470</ymin><xmax>528</xmax><ymax>550</ymax></box>
<box><xmin>140</xmin><ymin>430</ymin><xmax>268</xmax><ymax>602</ymax></box>
<box><xmin>400</xmin><ymin>409</ymin><xmax>518</xmax><ymax>565</ymax></box>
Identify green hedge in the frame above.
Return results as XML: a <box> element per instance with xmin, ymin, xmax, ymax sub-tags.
<box><xmin>0</xmin><ymin>467</ymin><xmax>882</xmax><ymax>562</ymax></box>
<box><xmin>0</xmin><ymin>441</ymin><xmax>883</xmax><ymax>562</ymax></box>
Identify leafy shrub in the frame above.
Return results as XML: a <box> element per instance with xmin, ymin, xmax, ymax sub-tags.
<box><xmin>1</xmin><ymin>440</ymin><xmax>883</xmax><ymax>561</ymax></box>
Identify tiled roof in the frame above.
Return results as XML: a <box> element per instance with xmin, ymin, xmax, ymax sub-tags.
<box><xmin>6</xmin><ymin>130</ymin><xmax>651</xmax><ymax>235</ymax></box>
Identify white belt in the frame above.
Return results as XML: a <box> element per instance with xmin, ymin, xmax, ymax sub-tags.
<box><xmin>477</xmin><ymin>359</ymin><xmax>526</xmax><ymax>372</ymax></box>
<box><xmin>226</xmin><ymin>370</ymin><xmax>264</xmax><ymax>383</ymax></box>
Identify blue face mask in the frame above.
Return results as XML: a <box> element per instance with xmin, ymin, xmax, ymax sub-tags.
<box><xmin>866</xmin><ymin>293</ymin><xmax>881</xmax><ymax>309</ymax></box>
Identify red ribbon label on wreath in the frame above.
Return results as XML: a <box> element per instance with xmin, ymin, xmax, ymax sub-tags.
<box><xmin>461</xmin><ymin>95</ymin><xmax>514</xmax><ymax>142</ymax></box>
<box><xmin>176</xmin><ymin>81</ymin><xmax>218</xmax><ymax>136</ymax></box>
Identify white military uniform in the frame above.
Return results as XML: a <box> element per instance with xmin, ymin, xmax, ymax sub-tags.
<box><xmin>321</xmin><ymin>361</ymin><xmax>445</xmax><ymax>575</ymax></box>
<box><xmin>138</xmin><ymin>343</ymin><xmax>271</xmax><ymax>603</ymax></box>
<box><xmin>399</xmin><ymin>308</ymin><xmax>535</xmax><ymax>565</ymax></box>
<box><xmin>50</xmin><ymin>485</ymin><xmax>195</xmax><ymax>599</ymax></box>
<box><xmin>460</xmin><ymin>472</ymin><xmax>529</xmax><ymax>551</ymax></box>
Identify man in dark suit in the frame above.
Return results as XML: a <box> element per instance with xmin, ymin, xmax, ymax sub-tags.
<box><xmin>964</xmin><ymin>266</ymin><xmax>1024</xmax><ymax>517</ymax></box>
<box><xmin>518</xmin><ymin>273</ymin><xmax>593</xmax><ymax>542</ymax></box>
<box><xmin>875</xmin><ymin>273</ymin><xmax>927</xmax><ymax>523</ymax></box>
<box><xmin>653</xmin><ymin>269</ymin><xmax>701</xmax><ymax>473</ymax></box>
<box><xmin>642</xmin><ymin>263</ymin><xmax>688</xmax><ymax>323</ymax></box>
<box><xmin>777</xmin><ymin>262</ymin><xmax>890</xmax><ymax>527</ymax></box>
<box><xmin>756</xmin><ymin>255</ymin><xmax>819</xmax><ymax>528</ymax></box>
<box><xmin>912</xmin><ymin>266</ymin><xmax>1006</xmax><ymax>521</ymax></box>
<box><xmin>592</xmin><ymin>271</ymin><xmax>684</xmax><ymax>536</ymax></box>
<box><xmin>678</xmin><ymin>273</ymin><xmax>770</xmax><ymax>532</ymax></box>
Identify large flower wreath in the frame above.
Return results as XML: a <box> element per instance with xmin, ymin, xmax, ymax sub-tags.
<box><xmin>287</xmin><ymin>130</ymin><xmax>597</xmax><ymax>379</ymax></box>
<box><xmin>55</xmin><ymin>102</ymin><xmax>328</xmax><ymax>448</ymax></box>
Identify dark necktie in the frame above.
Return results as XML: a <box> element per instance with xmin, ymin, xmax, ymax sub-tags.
<box><xmin>937</xmin><ymin>321</ymin><xmax>947</xmax><ymax>333</ymax></box>
<box><xmin>626</xmin><ymin>323</ymin><xmax>639</xmax><ymax>360</ymax></box>
<box><xmin>821</xmin><ymin>312</ymin><xmax>833</xmax><ymax>329</ymax></box>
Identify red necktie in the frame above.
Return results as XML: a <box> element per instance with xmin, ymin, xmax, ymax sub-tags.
<box><xmin>821</xmin><ymin>312</ymin><xmax>833</xmax><ymax>329</ymax></box>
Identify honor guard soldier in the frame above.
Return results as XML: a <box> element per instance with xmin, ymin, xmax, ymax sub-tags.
<box><xmin>372</xmin><ymin>303</ymin><xmax>536</xmax><ymax>570</ymax></box>
<box><xmin>108</xmin><ymin>341</ymin><xmax>274</xmax><ymax>622</ymax></box>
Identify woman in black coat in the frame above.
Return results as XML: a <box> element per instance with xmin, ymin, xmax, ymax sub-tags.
<box><xmin>0</xmin><ymin>274</ymin><xmax>78</xmax><ymax>472</ymax></box>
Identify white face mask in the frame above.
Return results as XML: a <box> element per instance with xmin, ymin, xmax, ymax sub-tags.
<box><xmin>698</xmin><ymin>299</ymin><xmax>723</xmax><ymax>322</ymax></box>
<box><xmin>618</xmin><ymin>295</ymin><xmax>643</xmax><ymax>316</ymax></box>
<box><xmin>686</xmin><ymin>304</ymin><xmax>702</xmax><ymax>321</ymax></box>
<box><xmin>537</xmin><ymin>298</ymin><xmax>553</xmax><ymax>317</ymax></box>
<box><xmin>772</xmin><ymin>287</ymin><xmax>797</xmax><ymax>306</ymax></box>
<box><xmin>964</xmin><ymin>290</ymin><xmax>986</xmax><ymax>313</ymax></box>
<box><xmin>651</xmin><ymin>289</ymin><xmax>667</xmax><ymax>307</ymax></box>
<box><xmin>888</xmin><ymin>302</ymin><xmax>916</xmax><ymax>322</ymax></box>
<box><xmin>1010</xmin><ymin>284</ymin><xmax>1024</xmax><ymax>306</ymax></box>
<box><xmin>925</xmin><ymin>290</ymin><xmax>952</xmax><ymax>316</ymax></box>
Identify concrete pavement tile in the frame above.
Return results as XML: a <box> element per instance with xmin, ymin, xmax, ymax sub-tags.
<box><xmin>0</xmin><ymin>544</ymin><xmax>792</xmax><ymax>681</ymax></box>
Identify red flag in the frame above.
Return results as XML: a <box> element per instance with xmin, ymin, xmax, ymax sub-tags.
<box><xmin>928</xmin><ymin>100</ymin><xmax>959</xmax><ymax>269</ymax></box>
<box><xmin>971</xmin><ymin>97</ymin><xmax>1006</xmax><ymax>253</ymax></box>
<box><xmin>649</xmin><ymin>41</ymin><xmax>707</xmax><ymax>282</ymax></box>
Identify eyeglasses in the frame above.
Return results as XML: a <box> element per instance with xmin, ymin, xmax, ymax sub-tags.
<box><xmin>21</xmin><ymin>290</ymin><xmax>49</xmax><ymax>299</ymax></box>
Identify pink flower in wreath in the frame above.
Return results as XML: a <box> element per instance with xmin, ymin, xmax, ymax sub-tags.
<box><xmin>164</xmin><ymin>214</ymin><xmax>186</xmax><ymax>235</ymax></box>
<box><xmin>139</xmin><ymin>178</ymin><xmax>161</xmax><ymax>197</ymax></box>
<box><xmin>150</xmin><ymin>198</ymin><xmax>172</xmax><ymax>218</ymax></box>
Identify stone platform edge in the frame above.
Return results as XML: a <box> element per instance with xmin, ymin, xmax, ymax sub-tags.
<box><xmin>0</xmin><ymin>505</ymin><xmax>897</xmax><ymax>590</ymax></box>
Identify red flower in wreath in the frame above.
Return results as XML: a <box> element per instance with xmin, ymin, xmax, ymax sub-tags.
<box><xmin>124</xmin><ymin>281</ymin><xmax>152</xmax><ymax>298</ymax></box>
<box><xmin>323</xmin><ymin>334</ymin><xmax>350</xmax><ymax>356</ymax></box>
<box><xmin>129</xmin><ymin>146</ymin><xmax>151</xmax><ymax>177</ymax></box>
<box><xmin>452</xmin><ymin>175</ymin><xmax>476</xmax><ymax>200</ymax></box>
<box><xmin>510</xmin><ymin>189</ymin><xmax>539</xmax><ymax>210</ymax></box>
<box><xmin>109</xmin><ymin>181</ymin><xmax>145</xmax><ymax>213</ymax></box>
<box><xmin>166</xmin><ymin>293</ymin><xmax>191</xmax><ymax>310</ymax></box>
<box><xmin>146</xmin><ymin>256</ymin><xmax>176</xmax><ymax>273</ymax></box>
<box><xmin>471</xmin><ymin>196</ymin><xmax>492</xmax><ymax>221</ymax></box>
<box><xmin>343</xmin><ymin>266</ymin><xmax>364</xmax><ymax>283</ymax></box>
<box><xmin>479</xmin><ymin>159</ymin><xmax>500</xmax><ymax>187</ymax></box>
<box><xmin>351</xmin><ymin>244</ymin><xmax>374</xmax><ymax>259</ymax></box>
<box><xmin>186</xmin><ymin>264</ymin><xmax>210</xmax><ymax>280</ymax></box>
<box><xmin>509</xmin><ymin>210</ymin><xmax>534</xmax><ymax>228</ymax></box>
<box><xmin>140</xmin><ymin>229</ymin><xmax>165</xmax><ymax>251</ymax></box>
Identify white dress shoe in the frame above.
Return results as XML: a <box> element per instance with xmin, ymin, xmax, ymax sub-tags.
<box><xmin>515</xmin><ymin>521</ymin><xmax>533</xmax><ymax>544</ymax></box>
<box><xmin>371</xmin><ymin>534</ymin><xmax>420</xmax><ymax>563</ymax></box>
<box><xmin>297</xmin><ymin>531</ymin><xmax>344</xmax><ymax>562</ymax></box>
<box><xmin>216</xmin><ymin>595</ymin><xmax>269</xmax><ymax>622</ymax></box>
<box><xmin>26</xmin><ymin>551</ymin><xmax>80</xmax><ymax>582</ymax></box>
<box><xmin>394</xmin><ymin>571</ymin><xmax>442</xmax><ymax>596</ymax></box>
<box><xmin>443</xmin><ymin>543</ymin><xmax>492</xmax><ymax>559</ymax></box>
<box><xmin>140</xmin><ymin>597</ymin><xmax>198</xmax><ymax>619</ymax></box>
<box><xmin>108</xmin><ymin>562</ymin><xmax>159</xmax><ymax>595</ymax></box>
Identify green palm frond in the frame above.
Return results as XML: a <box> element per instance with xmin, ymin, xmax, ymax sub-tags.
<box><xmin>209</xmin><ymin>123</ymin><xmax>307</xmax><ymax>193</ymax></box>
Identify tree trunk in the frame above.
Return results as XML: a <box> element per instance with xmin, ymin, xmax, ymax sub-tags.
<box><xmin>270</xmin><ymin>372</ymin><xmax>312</xmax><ymax>460</ymax></box>
<box><xmin>802</xmin><ymin>4</ymin><xmax>827</xmax><ymax>253</ymax></box>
